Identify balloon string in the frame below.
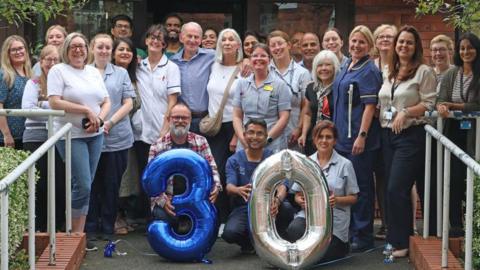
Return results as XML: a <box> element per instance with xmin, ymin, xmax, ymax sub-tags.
<box><xmin>311</xmin><ymin>244</ymin><xmax>385</xmax><ymax>267</ymax></box>
<box><xmin>105</xmin><ymin>239</ymin><xmax>158</xmax><ymax>257</ymax></box>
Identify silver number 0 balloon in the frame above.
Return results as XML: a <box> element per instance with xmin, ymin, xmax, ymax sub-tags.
<box><xmin>248</xmin><ymin>150</ymin><xmax>332</xmax><ymax>269</ymax></box>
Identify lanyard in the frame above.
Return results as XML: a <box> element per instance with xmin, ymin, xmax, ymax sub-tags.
<box><xmin>390</xmin><ymin>78</ymin><xmax>400</xmax><ymax>101</ymax></box>
<box><xmin>460</xmin><ymin>71</ymin><xmax>468</xmax><ymax>102</ymax></box>
<box><xmin>274</xmin><ymin>61</ymin><xmax>297</xmax><ymax>96</ymax></box>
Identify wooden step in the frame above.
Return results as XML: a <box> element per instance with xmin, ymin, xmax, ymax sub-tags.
<box><xmin>34</xmin><ymin>232</ymin><xmax>86</xmax><ymax>270</ymax></box>
<box><xmin>409</xmin><ymin>236</ymin><xmax>463</xmax><ymax>270</ymax></box>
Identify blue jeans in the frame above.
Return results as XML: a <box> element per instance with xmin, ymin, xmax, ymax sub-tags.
<box><xmin>56</xmin><ymin>135</ymin><xmax>104</xmax><ymax>218</ymax></box>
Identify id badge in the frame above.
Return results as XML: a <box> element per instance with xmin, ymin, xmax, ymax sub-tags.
<box><xmin>384</xmin><ymin>111</ymin><xmax>393</xmax><ymax>120</ymax></box>
<box><xmin>460</xmin><ymin>120</ymin><xmax>472</xmax><ymax>130</ymax></box>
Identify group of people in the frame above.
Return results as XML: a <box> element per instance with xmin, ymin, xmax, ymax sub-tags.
<box><xmin>0</xmin><ymin>11</ymin><xmax>478</xmax><ymax>263</ymax></box>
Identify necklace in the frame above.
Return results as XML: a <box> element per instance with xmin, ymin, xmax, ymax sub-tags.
<box><xmin>349</xmin><ymin>59</ymin><xmax>370</xmax><ymax>71</ymax></box>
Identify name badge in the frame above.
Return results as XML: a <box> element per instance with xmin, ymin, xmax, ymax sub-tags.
<box><xmin>384</xmin><ymin>107</ymin><xmax>396</xmax><ymax>121</ymax></box>
<box><xmin>263</xmin><ymin>85</ymin><xmax>273</xmax><ymax>91</ymax></box>
<box><xmin>460</xmin><ymin>120</ymin><xmax>472</xmax><ymax>130</ymax></box>
<box><xmin>384</xmin><ymin>111</ymin><xmax>393</xmax><ymax>120</ymax></box>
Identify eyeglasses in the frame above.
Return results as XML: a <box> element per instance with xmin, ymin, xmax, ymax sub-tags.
<box><xmin>431</xmin><ymin>48</ymin><xmax>447</xmax><ymax>53</ymax></box>
<box><xmin>170</xmin><ymin>115</ymin><xmax>190</xmax><ymax>121</ymax></box>
<box><xmin>43</xmin><ymin>57</ymin><xmax>59</xmax><ymax>64</ymax></box>
<box><xmin>148</xmin><ymin>34</ymin><xmax>163</xmax><ymax>42</ymax></box>
<box><xmin>378</xmin><ymin>35</ymin><xmax>394</xmax><ymax>40</ymax></box>
<box><xmin>69</xmin><ymin>44</ymin><xmax>86</xmax><ymax>51</ymax></box>
<box><xmin>115</xmin><ymin>24</ymin><xmax>131</xmax><ymax>30</ymax></box>
<box><xmin>9</xmin><ymin>46</ymin><xmax>25</xmax><ymax>54</ymax></box>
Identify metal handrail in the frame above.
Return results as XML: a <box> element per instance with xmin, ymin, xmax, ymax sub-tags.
<box><xmin>423</xmin><ymin>110</ymin><xmax>480</xmax><ymax>270</ymax></box>
<box><xmin>0</xmin><ymin>109</ymin><xmax>70</xmax><ymax>270</ymax></box>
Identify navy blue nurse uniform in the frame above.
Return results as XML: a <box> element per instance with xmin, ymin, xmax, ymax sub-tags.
<box><xmin>332</xmin><ymin>55</ymin><xmax>382</xmax><ymax>249</ymax></box>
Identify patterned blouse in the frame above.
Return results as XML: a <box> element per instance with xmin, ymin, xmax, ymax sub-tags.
<box><xmin>0</xmin><ymin>72</ymin><xmax>28</xmax><ymax>141</ymax></box>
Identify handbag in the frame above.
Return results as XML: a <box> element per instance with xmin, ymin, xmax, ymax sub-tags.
<box><xmin>200</xmin><ymin>66</ymin><xmax>240</xmax><ymax>136</ymax></box>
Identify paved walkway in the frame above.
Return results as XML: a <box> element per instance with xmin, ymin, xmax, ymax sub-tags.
<box><xmin>81</xmin><ymin>226</ymin><xmax>413</xmax><ymax>270</ymax></box>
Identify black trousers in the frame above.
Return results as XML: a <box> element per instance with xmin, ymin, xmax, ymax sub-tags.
<box><xmin>134</xmin><ymin>140</ymin><xmax>152</xmax><ymax>219</ymax></box>
<box><xmin>206</xmin><ymin>121</ymin><xmax>235</xmax><ymax>223</ymax></box>
<box><xmin>382</xmin><ymin>125</ymin><xmax>425</xmax><ymax>249</ymax></box>
<box><xmin>221</xmin><ymin>205</ymin><xmax>251</xmax><ymax>248</ymax></box>
<box><xmin>286</xmin><ymin>217</ymin><xmax>349</xmax><ymax>262</ymax></box>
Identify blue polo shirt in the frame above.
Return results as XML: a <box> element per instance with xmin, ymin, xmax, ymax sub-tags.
<box><xmin>170</xmin><ymin>48</ymin><xmax>215</xmax><ymax>113</ymax></box>
<box><xmin>226</xmin><ymin>149</ymin><xmax>273</xmax><ymax>208</ymax></box>
<box><xmin>332</xmin><ymin>56</ymin><xmax>382</xmax><ymax>153</ymax></box>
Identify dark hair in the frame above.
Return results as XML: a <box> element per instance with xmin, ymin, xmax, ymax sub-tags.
<box><xmin>312</xmin><ymin>120</ymin><xmax>338</xmax><ymax>141</ymax></box>
<box><xmin>453</xmin><ymin>32</ymin><xmax>480</xmax><ymax>98</ymax></box>
<box><xmin>163</xmin><ymin>13</ymin><xmax>184</xmax><ymax>25</ymax></box>
<box><xmin>388</xmin><ymin>25</ymin><xmax>424</xmax><ymax>82</ymax></box>
<box><xmin>244</xmin><ymin>30</ymin><xmax>266</xmax><ymax>44</ymax></box>
<box><xmin>204</xmin><ymin>26</ymin><xmax>218</xmax><ymax>36</ymax></box>
<box><xmin>321</xmin><ymin>27</ymin><xmax>343</xmax><ymax>42</ymax></box>
<box><xmin>251</xmin><ymin>43</ymin><xmax>271</xmax><ymax>57</ymax></box>
<box><xmin>244</xmin><ymin>118</ymin><xmax>267</xmax><ymax>133</ymax></box>
<box><xmin>112</xmin><ymin>37</ymin><xmax>137</xmax><ymax>84</ymax></box>
<box><xmin>111</xmin><ymin>14</ymin><xmax>133</xmax><ymax>30</ymax></box>
<box><xmin>145</xmin><ymin>24</ymin><xmax>168</xmax><ymax>50</ymax></box>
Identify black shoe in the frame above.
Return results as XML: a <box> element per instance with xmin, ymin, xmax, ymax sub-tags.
<box><xmin>86</xmin><ymin>240</ymin><xmax>98</xmax><ymax>252</ymax></box>
<box><xmin>350</xmin><ymin>241</ymin><xmax>373</xmax><ymax>253</ymax></box>
<box><xmin>375</xmin><ymin>226</ymin><xmax>387</xmax><ymax>240</ymax></box>
<box><xmin>101</xmin><ymin>233</ymin><xmax>114</xmax><ymax>242</ymax></box>
<box><xmin>240</xmin><ymin>245</ymin><xmax>255</xmax><ymax>255</ymax></box>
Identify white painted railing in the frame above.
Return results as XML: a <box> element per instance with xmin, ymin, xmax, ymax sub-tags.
<box><xmin>0</xmin><ymin>109</ymin><xmax>72</xmax><ymax>270</ymax></box>
<box><xmin>423</xmin><ymin>111</ymin><xmax>480</xmax><ymax>270</ymax></box>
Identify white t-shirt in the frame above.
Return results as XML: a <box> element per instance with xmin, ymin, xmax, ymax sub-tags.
<box><xmin>47</xmin><ymin>63</ymin><xmax>109</xmax><ymax>138</ymax></box>
<box><xmin>132</xmin><ymin>55</ymin><xmax>181</xmax><ymax>144</ymax></box>
<box><xmin>206</xmin><ymin>62</ymin><xmax>239</xmax><ymax>123</ymax></box>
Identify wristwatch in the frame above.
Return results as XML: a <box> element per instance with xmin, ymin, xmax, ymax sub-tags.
<box><xmin>359</xmin><ymin>131</ymin><xmax>367</xmax><ymax>138</ymax></box>
<box><xmin>267</xmin><ymin>137</ymin><xmax>273</xmax><ymax>144</ymax></box>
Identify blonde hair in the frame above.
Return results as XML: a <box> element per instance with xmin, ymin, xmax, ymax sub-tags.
<box><xmin>88</xmin><ymin>33</ymin><xmax>113</xmax><ymax>64</ymax></box>
<box><xmin>430</xmin><ymin>34</ymin><xmax>454</xmax><ymax>51</ymax></box>
<box><xmin>1</xmin><ymin>35</ymin><xmax>32</xmax><ymax>88</ymax></box>
<box><xmin>61</xmin><ymin>32</ymin><xmax>89</xmax><ymax>65</ymax></box>
<box><xmin>38</xmin><ymin>45</ymin><xmax>59</xmax><ymax>100</ymax></box>
<box><xmin>45</xmin><ymin>25</ymin><xmax>68</xmax><ymax>44</ymax></box>
<box><xmin>349</xmin><ymin>25</ymin><xmax>375</xmax><ymax>56</ymax></box>
<box><xmin>373</xmin><ymin>24</ymin><xmax>398</xmax><ymax>57</ymax></box>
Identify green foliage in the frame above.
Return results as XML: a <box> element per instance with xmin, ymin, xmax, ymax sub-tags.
<box><xmin>0</xmin><ymin>147</ymin><xmax>37</xmax><ymax>266</ymax></box>
<box><xmin>9</xmin><ymin>249</ymin><xmax>29</xmax><ymax>270</ymax></box>
<box><xmin>410</xmin><ymin>0</ymin><xmax>480</xmax><ymax>31</ymax></box>
<box><xmin>473</xmin><ymin>174</ymin><xmax>480</xmax><ymax>269</ymax></box>
<box><xmin>0</xmin><ymin>0</ymin><xmax>89</xmax><ymax>26</ymax></box>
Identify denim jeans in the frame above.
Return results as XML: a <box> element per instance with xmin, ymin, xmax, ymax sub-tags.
<box><xmin>56</xmin><ymin>134</ymin><xmax>104</xmax><ymax>218</ymax></box>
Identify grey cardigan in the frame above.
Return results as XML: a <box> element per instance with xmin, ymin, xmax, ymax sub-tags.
<box><xmin>437</xmin><ymin>66</ymin><xmax>479</xmax><ymax>156</ymax></box>
<box><xmin>437</xmin><ymin>66</ymin><xmax>480</xmax><ymax>111</ymax></box>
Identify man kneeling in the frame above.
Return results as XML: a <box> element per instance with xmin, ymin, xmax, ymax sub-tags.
<box><xmin>148</xmin><ymin>101</ymin><xmax>222</xmax><ymax>232</ymax></box>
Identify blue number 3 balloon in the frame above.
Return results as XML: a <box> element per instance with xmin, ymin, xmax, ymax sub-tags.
<box><xmin>142</xmin><ymin>149</ymin><xmax>218</xmax><ymax>262</ymax></box>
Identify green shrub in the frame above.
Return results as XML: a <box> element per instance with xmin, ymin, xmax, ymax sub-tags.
<box><xmin>0</xmin><ymin>147</ymin><xmax>35</xmax><ymax>266</ymax></box>
<box><xmin>473</xmin><ymin>174</ymin><xmax>480</xmax><ymax>269</ymax></box>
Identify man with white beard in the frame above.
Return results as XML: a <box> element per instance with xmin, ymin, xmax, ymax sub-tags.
<box><xmin>147</xmin><ymin>101</ymin><xmax>221</xmax><ymax>229</ymax></box>
<box><xmin>163</xmin><ymin>13</ymin><xmax>183</xmax><ymax>58</ymax></box>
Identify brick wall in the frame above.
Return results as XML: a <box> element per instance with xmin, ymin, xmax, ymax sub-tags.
<box><xmin>355</xmin><ymin>0</ymin><xmax>455</xmax><ymax>64</ymax></box>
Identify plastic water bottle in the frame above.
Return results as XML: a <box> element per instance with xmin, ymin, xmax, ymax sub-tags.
<box><xmin>383</xmin><ymin>243</ymin><xmax>394</xmax><ymax>264</ymax></box>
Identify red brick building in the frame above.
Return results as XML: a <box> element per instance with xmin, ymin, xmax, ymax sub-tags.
<box><xmin>1</xmin><ymin>0</ymin><xmax>456</xmax><ymax>63</ymax></box>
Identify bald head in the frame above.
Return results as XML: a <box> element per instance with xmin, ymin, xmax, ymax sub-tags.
<box><xmin>180</xmin><ymin>22</ymin><xmax>203</xmax><ymax>56</ymax></box>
